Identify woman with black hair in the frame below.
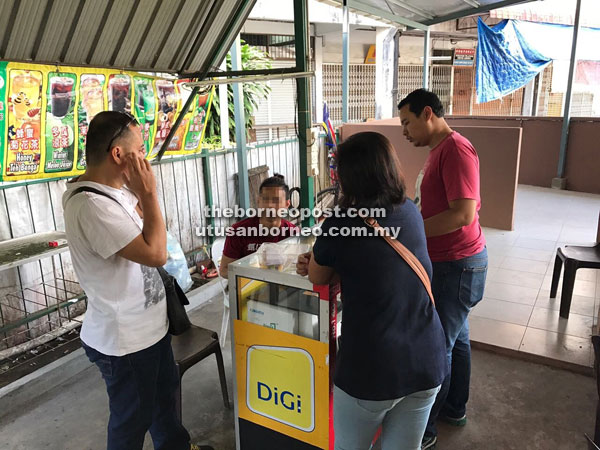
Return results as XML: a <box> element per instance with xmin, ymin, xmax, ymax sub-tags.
<box><xmin>297</xmin><ymin>131</ymin><xmax>447</xmax><ymax>450</ymax></box>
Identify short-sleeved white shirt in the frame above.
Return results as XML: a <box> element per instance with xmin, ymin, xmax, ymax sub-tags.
<box><xmin>62</xmin><ymin>180</ymin><xmax>167</xmax><ymax>356</ymax></box>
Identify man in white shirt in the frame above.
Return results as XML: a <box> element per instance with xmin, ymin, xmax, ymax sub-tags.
<box><xmin>63</xmin><ymin>111</ymin><xmax>211</xmax><ymax>450</ymax></box>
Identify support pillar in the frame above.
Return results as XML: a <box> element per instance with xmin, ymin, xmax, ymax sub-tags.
<box><xmin>554</xmin><ymin>0</ymin><xmax>583</xmax><ymax>189</ymax></box>
<box><xmin>375</xmin><ymin>27</ymin><xmax>400</xmax><ymax>119</ymax></box>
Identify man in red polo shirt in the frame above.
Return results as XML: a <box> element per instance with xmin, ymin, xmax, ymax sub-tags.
<box><xmin>219</xmin><ymin>174</ymin><xmax>297</xmax><ymax>278</ymax></box>
<box><xmin>399</xmin><ymin>89</ymin><xmax>487</xmax><ymax>450</ymax></box>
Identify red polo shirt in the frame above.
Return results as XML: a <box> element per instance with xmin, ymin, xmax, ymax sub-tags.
<box><xmin>419</xmin><ymin>131</ymin><xmax>486</xmax><ymax>262</ymax></box>
<box><xmin>222</xmin><ymin>217</ymin><xmax>298</xmax><ymax>259</ymax></box>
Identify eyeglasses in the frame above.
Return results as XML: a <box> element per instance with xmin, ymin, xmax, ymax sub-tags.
<box><xmin>106</xmin><ymin>112</ymin><xmax>137</xmax><ymax>153</ymax></box>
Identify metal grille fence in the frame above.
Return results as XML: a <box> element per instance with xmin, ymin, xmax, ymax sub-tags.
<box><xmin>452</xmin><ymin>66</ymin><xmax>525</xmax><ymax>116</ymax></box>
<box><xmin>397</xmin><ymin>65</ymin><xmax>453</xmax><ymax>113</ymax></box>
<box><xmin>0</xmin><ymin>137</ymin><xmax>313</xmax><ymax>365</ymax></box>
<box><xmin>323</xmin><ymin>63</ymin><xmax>453</xmax><ymax>122</ymax></box>
<box><xmin>322</xmin><ymin>63</ymin><xmax>375</xmax><ymax>123</ymax></box>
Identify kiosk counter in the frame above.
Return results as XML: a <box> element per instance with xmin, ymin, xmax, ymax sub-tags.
<box><xmin>228</xmin><ymin>237</ymin><xmax>340</xmax><ymax>450</ymax></box>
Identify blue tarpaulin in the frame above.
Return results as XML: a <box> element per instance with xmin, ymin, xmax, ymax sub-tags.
<box><xmin>477</xmin><ymin>18</ymin><xmax>600</xmax><ymax>103</ymax></box>
<box><xmin>476</xmin><ymin>18</ymin><xmax>551</xmax><ymax>103</ymax></box>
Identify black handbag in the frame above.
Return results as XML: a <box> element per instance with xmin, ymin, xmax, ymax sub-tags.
<box><xmin>157</xmin><ymin>266</ymin><xmax>192</xmax><ymax>335</ymax></box>
<box><xmin>69</xmin><ymin>186</ymin><xmax>192</xmax><ymax>335</ymax></box>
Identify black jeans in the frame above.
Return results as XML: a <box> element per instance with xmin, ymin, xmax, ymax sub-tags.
<box><xmin>82</xmin><ymin>333</ymin><xmax>190</xmax><ymax>450</ymax></box>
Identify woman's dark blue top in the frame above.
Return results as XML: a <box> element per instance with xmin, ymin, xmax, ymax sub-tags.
<box><xmin>313</xmin><ymin>200</ymin><xmax>447</xmax><ymax>400</ymax></box>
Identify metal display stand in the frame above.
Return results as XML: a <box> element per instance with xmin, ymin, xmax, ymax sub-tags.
<box><xmin>0</xmin><ymin>233</ymin><xmax>84</xmax><ymax>374</ymax></box>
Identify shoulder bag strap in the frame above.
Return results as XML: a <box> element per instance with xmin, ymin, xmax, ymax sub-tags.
<box><xmin>68</xmin><ymin>185</ymin><xmax>141</xmax><ymax>223</ymax></box>
<box><xmin>68</xmin><ymin>186</ymin><xmax>119</xmax><ymax>204</ymax></box>
<box><xmin>363</xmin><ymin>216</ymin><xmax>435</xmax><ymax>306</ymax></box>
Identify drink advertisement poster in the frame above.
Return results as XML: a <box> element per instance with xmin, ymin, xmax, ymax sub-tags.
<box><xmin>6</xmin><ymin>65</ymin><xmax>43</xmax><ymax>177</ymax></box>
<box><xmin>0</xmin><ymin>61</ymin><xmax>214</xmax><ymax>182</ymax></box>
<box><xmin>179</xmin><ymin>80</ymin><xmax>213</xmax><ymax>154</ymax></box>
<box><xmin>133</xmin><ymin>76</ymin><xmax>157</xmax><ymax>157</ymax></box>
<box><xmin>76</xmin><ymin>71</ymin><xmax>107</xmax><ymax>171</ymax></box>
<box><xmin>46</xmin><ymin>71</ymin><xmax>77</xmax><ymax>173</ymax></box>
<box><xmin>0</xmin><ymin>62</ymin><xmax>8</xmax><ymax>177</ymax></box>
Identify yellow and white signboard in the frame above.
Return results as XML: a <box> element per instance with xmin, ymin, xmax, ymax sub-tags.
<box><xmin>247</xmin><ymin>345</ymin><xmax>315</xmax><ymax>432</ymax></box>
<box><xmin>234</xmin><ymin>320</ymin><xmax>330</xmax><ymax>449</ymax></box>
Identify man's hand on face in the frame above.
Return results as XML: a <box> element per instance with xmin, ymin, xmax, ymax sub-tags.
<box><xmin>124</xmin><ymin>153</ymin><xmax>156</xmax><ymax>199</ymax></box>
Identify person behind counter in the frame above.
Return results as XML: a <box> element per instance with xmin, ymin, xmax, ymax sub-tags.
<box><xmin>296</xmin><ymin>132</ymin><xmax>447</xmax><ymax>450</ymax></box>
<box><xmin>219</xmin><ymin>174</ymin><xmax>298</xmax><ymax>278</ymax></box>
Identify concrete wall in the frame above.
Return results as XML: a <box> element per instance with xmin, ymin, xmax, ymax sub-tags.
<box><xmin>446</xmin><ymin>116</ymin><xmax>600</xmax><ymax>195</ymax></box>
<box><xmin>565</xmin><ymin>120</ymin><xmax>600</xmax><ymax>194</ymax></box>
<box><xmin>319</xmin><ymin>28</ymin><xmax>377</xmax><ymax>64</ymax></box>
<box><xmin>340</xmin><ymin>119</ymin><xmax>522</xmax><ymax>230</ymax></box>
<box><xmin>242</xmin><ymin>18</ymin><xmax>476</xmax><ymax>65</ymax></box>
<box><xmin>398</xmin><ymin>35</ymin><xmax>477</xmax><ymax>65</ymax></box>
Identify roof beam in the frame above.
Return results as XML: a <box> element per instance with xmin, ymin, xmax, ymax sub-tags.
<box><xmin>462</xmin><ymin>0</ymin><xmax>480</xmax><ymax>8</ymax></box>
<box><xmin>386</xmin><ymin>0</ymin><xmax>434</xmax><ymax>20</ymax></box>
<box><xmin>423</xmin><ymin>0</ymin><xmax>536</xmax><ymax>26</ymax></box>
<box><xmin>348</xmin><ymin>0</ymin><xmax>428</xmax><ymax>30</ymax></box>
<box><xmin>183</xmin><ymin>71</ymin><xmax>314</xmax><ymax>87</ymax></box>
<box><xmin>202</xmin><ymin>67</ymin><xmax>302</xmax><ymax>79</ymax></box>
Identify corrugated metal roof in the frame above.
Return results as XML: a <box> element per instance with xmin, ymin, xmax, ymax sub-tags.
<box><xmin>316</xmin><ymin>0</ymin><xmax>536</xmax><ymax>28</ymax></box>
<box><xmin>184</xmin><ymin>0</ymin><xmax>256</xmax><ymax>74</ymax></box>
<box><xmin>0</xmin><ymin>0</ymin><xmax>257</xmax><ymax>77</ymax></box>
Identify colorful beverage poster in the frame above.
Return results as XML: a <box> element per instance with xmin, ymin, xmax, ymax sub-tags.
<box><xmin>77</xmin><ymin>74</ymin><xmax>106</xmax><ymax>170</ymax></box>
<box><xmin>5</xmin><ymin>69</ymin><xmax>43</xmax><ymax>177</ymax></box>
<box><xmin>183</xmin><ymin>85</ymin><xmax>214</xmax><ymax>152</ymax></box>
<box><xmin>133</xmin><ymin>76</ymin><xmax>156</xmax><ymax>157</ymax></box>
<box><xmin>45</xmin><ymin>72</ymin><xmax>77</xmax><ymax>172</ymax></box>
<box><xmin>168</xmin><ymin>80</ymin><xmax>193</xmax><ymax>152</ymax></box>
<box><xmin>0</xmin><ymin>61</ymin><xmax>214</xmax><ymax>181</ymax></box>
<box><xmin>0</xmin><ymin>62</ymin><xmax>7</xmax><ymax>175</ymax></box>
<box><xmin>108</xmin><ymin>74</ymin><xmax>132</xmax><ymax>114</ymax></box>
<box><xmin>149</xmin><ymin>78</ymin><xmax>177</xmax><ymax>159</ymax></box>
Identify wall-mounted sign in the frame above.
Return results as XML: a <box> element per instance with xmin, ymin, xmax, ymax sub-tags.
<box><xmin>365</xmin><ymin>45</ymin><xmax>376</xmax><ymax>64</ymax></box>
<box><xmin>453</xmin><ymin>48</ymin><xmax>476</xmax><ymax>66</ymax></box>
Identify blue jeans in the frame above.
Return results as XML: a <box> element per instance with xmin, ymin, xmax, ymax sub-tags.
<box><xmin>334</xmin><ymin>385</ymin><xmax>441</xmax><ymax>450</ymax></box>
<box><xmin>424</xmin><ymin>248</ymin><xmax>488</xmax><ymax>438</ymax></box>
<box><xmin>82</xmin><ymin>333</ymin><xmax>190</xmax><ymax>450</ymax></box>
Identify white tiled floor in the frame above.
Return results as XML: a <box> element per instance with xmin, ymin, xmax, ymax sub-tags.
<box><xmin>469</xmin><ymin>185</ymin><xmax>600</xmax><ymax>369</ymax></box>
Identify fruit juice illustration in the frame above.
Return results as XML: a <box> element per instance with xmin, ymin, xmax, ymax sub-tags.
<box><xmin>77</xmin><ymin>74</ymin><xmax>105</xmax><ymax>170</ymax></box>
<box><xmin>50</xmin><ymin>77</ymin><xmax>74</xmax><ymax>118</ymax></box>
<box><xmin>197</xmin><ymin>92</ymin><xmax>210</xmax><ymax>108</ymax></box>
<box><xmin>134</xmin><ymin>78</ymin><xmax>156</xmax><ymax>121</ymax></box>
<box><xmin>156</xmin><ymin>79</ymin><xmax>175</xmax><ymax>114</ymax></box>
<box><xmin>142</xmin><ymin>89</ymin><xmax>155</xmax><ymax>122</ymax></box>
<box><xmin>109</xmin><ymin>75</ymin><xmax>131</xmax><ymax>113</ymax></box>
<box><xmin>45</xmin><ymin>72</ymin><xmax>77</xmax><ymax>173</ymax></box>
<box><xmin>10</xmin><ymin>71</ymin><xmax>42</xmax><ymax>124</ymax></box>
<box><xmin>168</xmin><ymin>117</ymin><xmax>188</xmax><ymax>151</ymax></box>
<box><xmin>133</xmin><ymin>77</ymin><xmax>156</xmax><ymax>156</ymax></box>
<box><xmin>81</xmin><ymin>75</ymin><xmax>104</xmax><ymax>123</ymax></box>
<box><xmin>183</xmin><ymin>84</ymin><xmax>211</xmax><ymax>152</ymax></box>
<box><xmin>150</xmin><ymin>79</ymin><xmax>176</xmax><ymax>158</ymax></box>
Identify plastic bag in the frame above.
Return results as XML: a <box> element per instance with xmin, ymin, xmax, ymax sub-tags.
<box><xmin>256</xmin><ymin>242</ymin><xmax>311</xmax><ymax>272</ymax></box>
<box><xmin>163</xmin><ymin>232</ymin><xmax>193</xmax><ymax>292</ymax></box>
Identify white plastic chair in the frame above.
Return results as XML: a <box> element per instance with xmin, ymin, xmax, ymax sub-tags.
<box><xmin>211</xmin><ymin>238</ymin><xmax>229</xmax><ymax>348</ymax></box>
